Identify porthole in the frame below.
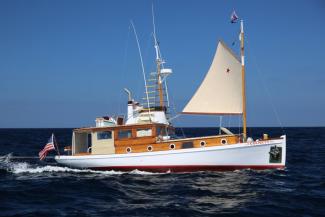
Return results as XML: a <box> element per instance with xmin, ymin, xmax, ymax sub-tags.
<box><xmin>147</xmin><ymin>145</ymin><xmax>153</xmax><ymax>152</ymax></box>
<box><xmin>200</xmin><ymin>140</ymin><xmax>206</xmax><ymax>147</ymax></box>
<box><xmin>221</xmin><ymin>138</ymin><xmax>228</xmax><ymax>145</ymax></box>
<box><xmin>126</xmin><ymin>147</ymin><xmax>132</xmax><ymax>153</ymax></box>
<box><xmin>169</xmin><ymin>143</ymin><xmax>176</xmax><ymax>150</ymax></box>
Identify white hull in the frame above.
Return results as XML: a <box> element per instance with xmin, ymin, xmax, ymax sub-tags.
<box><xmin>55</xmin><ymin>136</ymin><xmax>286</xmax><ymax>172</ymax></box>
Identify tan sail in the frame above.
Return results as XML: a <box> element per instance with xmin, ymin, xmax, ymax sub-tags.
<box><xmin>182</xmin><ymin>41</ymin><xmax>242</xmax><ymax>115</ymax></box>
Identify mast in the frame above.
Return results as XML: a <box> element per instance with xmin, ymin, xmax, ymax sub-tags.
<box><xmin>240</xmin><ymin>19</ymin><xmax>247</xmax><ymax>141</ymax></box>
<box><xmin>157</xmin><ymin>58</ymin><xmax>164</xmax><ymax>108</ymax></box>
<box><xmin>152</xmin><ymin>5</ymin><xmax>164</xmax><ymax>108</ymax></box>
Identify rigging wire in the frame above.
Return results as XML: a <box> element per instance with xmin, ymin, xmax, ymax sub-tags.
<box><xmin>169</xmin><ymin>113</ymin><xmax>183</xmax><ymax>122</ymax></box>
<box><xmin>118</xmin><ymin>26</ymin><xmax>131</xmax><ymax>115</ymax></box>
<box><xmin>170</xmin><ymin>104</ymin><xmax>186</xmax><ymax>138</ymax></box>
<box><xmin>246</xmin><ymin>39</ymin><xmax>285</xmax><ymax>133</ymax></box>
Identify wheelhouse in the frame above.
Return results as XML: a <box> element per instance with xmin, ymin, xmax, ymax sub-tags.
<box><xmin>70</xmin><ymin>123</ymin><xmax>175</xmax><ymax>155</ymax></box>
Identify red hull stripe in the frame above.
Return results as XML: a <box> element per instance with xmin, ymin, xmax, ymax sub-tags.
<box><xmin>89</xmin><ymin>165</ymin><xmax>285</xmax><ymax>172</ymax></box>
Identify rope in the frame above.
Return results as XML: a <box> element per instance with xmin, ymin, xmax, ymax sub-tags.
<box><xmin>168</xmin><ymin>113</ymin><xmax>181</xmax><ymax>122</ymax></box>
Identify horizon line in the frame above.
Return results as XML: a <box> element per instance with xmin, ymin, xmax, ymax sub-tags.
<box><xmin>0</xmin><ymin>126</ymin><xmax>324</xmax><ymax>129</ymax></box>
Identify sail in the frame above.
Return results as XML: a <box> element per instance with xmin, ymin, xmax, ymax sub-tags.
<box><xmin>182</xmin><ymin>41</ymin><xmax>243</xmax><ymax>115</ymax></box>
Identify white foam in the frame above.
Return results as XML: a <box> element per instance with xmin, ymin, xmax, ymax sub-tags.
<box><xmin>1</xmin><ymin>154</ymin><xmax>169</xmax><ymax>176</ymax></box>
<box><xmin>6</xmin><ymin>161</ymin><xmax>167</xmax><ymax>176</ymax></box>
<box><xmin>129</xmin><ymin>169</ymin><xmax>169</xmax><ymax>175</ymax></box>
<box><xmin>10</xmin><ymin>163</ymin><xmax>124</xmax><ymax>175</ymax></box>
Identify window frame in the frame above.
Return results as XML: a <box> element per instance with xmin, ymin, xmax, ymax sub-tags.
<box><xmin>96</xmin><ymin>131</ymin><xmax>112</xmax><ymax>140</ymax></box>
<box><xmin>136</xmin><ymin>128</ymin><xmax>153</xmax><ymax>138</ymax></box>
<box><xmin>118</xmin><ymin>129</ymin><xmax>132</xmax><ymax>140</ymax></box>
<box><xmin>157</xmin><ymin>126</ymin><xmax>168</xmax><ymax>137</ymax></box>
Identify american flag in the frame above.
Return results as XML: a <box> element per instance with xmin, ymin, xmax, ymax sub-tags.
<box><xmin>230</xmin><ymin>10</ymin><xmax>239</xmax><ymax>23</ymax></box>
<box><xmin>39</xmin><ymin>134</ymin><xmax>56</xmax><ymax>160</ymax></box>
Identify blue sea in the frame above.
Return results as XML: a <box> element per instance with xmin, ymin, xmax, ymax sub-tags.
<box><xmin>0</xmin><ymin>128</ymin><xmax>324</xmax><ymax>217</ymax></box>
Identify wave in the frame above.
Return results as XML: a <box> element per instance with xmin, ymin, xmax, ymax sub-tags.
<box><xmin>10</xmin><ymin>162</ymin><xmax>123</xmax><ymax>175</ymax></box>
<box><xmin>10</xmin><ymin>164</ymin><xmax>167</xmax><ymax>176</ymax></box>
<box><xmin>0</xmin><ymin>153</ymin><xmax>167</xmax><ymax>176</ymax></box>
<box><xmin>129</xmin><ymin>169</ymin><xmax>169</xmax><ymax>175</ymax></box>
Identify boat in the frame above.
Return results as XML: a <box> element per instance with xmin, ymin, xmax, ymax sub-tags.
<box><xmin>54</xmin><ymin>15</ymin><xmax>286</xmax><ymax>172</ymax></box>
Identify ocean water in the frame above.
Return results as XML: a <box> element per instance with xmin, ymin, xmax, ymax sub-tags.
<box><xmin>0</xmin><ymin>127</ymin><xmax>324</xmax><ymax>217</ymax></box>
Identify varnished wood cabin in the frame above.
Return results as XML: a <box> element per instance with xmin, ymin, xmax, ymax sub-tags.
<box><xmin>69</xmin><ymin>118</ymin><xmax>240</xmax><ymax>156</ymax></box>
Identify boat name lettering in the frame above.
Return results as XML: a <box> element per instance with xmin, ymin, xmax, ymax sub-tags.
<box><xmin>248</xmin><ymin>140</ymin><xmax>271</xmax><ymax>145</ymax></box>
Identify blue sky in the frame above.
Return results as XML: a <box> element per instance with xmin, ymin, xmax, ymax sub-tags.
<box><xmin>0</xmin><ymin>0</ymin><xmax>324</xmax><ymax>128</ymax></box>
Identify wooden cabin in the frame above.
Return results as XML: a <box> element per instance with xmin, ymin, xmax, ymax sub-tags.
<box><xmin>69</xmin><ymin>122</ymin><xmax>240</xmax><ymax>156</ymax></box>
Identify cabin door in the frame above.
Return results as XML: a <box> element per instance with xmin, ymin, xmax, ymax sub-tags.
<box><xmin>87</xmin><ymin>133</ymin><xmax>92</xmax><ymax>153</ymax></box>
<box><xmin>91</xmin><ymin>131</ymin><xmax>115</xmax><ymax>154</ymax></box>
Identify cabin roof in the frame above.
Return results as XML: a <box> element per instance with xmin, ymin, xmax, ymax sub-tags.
<box><xmin>74</xmin><ymin>122</ymin><xmax>169</xmax><ymax>133</ymax></box>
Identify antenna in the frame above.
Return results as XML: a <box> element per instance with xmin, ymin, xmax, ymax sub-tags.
<box><xmin>151</xmin><ymin>4</ymin><xmax>164</xmax><ymax>108</ymax></box>
<box><xmin>152</xmin><ymin>4</ymin><xmax>159</xmax><ymax>61</ymax></box>
<box><xmin>130</xmin><ymin>20</ymin><xmax>151</xmax><ymax>119</ymax></box>
<box><xmin>151</xmin><ymin>4</ymin><xmax>173</xmax><ymax>111</ymax></box>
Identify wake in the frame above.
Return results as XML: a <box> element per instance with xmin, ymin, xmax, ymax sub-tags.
<box><xmin>0</xmin><ymin>153</ymin><xmax>167</xmax><ymax>176</ymax></box>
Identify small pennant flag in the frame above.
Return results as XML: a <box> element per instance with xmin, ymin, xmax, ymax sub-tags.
<box><xmin>39</xmin><ymin>134</ymin><xmax>56</xmax><ymax>160</ymax></box>
<box><xmin>230</xmin><ymin>10</ymin><xmax>239</xmax><ymax>23</ymax></box>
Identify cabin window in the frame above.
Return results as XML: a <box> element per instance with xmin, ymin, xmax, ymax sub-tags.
<box><xmin>118</xmin><ymin>129</ymin><xmax>132</xmax><ymax>139</ymax></box>
<box><xmin>157</xmin><ymin>127</ymin><xmax>167</xmax><ymax>136</ymax></box>
<box><xmin>221</xmin><ymin>138</ymin><xmax>228</xmax><ymax>145</ymax></box>
<box><xmin>168</xmin><ymin>127</ymin><xmax>175</xmax><ymax>136</ymax></box>
<box><xmin>97</xmin><ymin>131</ymin><xmax>112</xmax><ymax>140</ymax></box>
<box><xmin>147</xmin><ymin>145</ymin><xmax>153</xmax><ymax>151</ymax></box>
<box><xmin>200</xmin><ymin>140</ymin><xmax>206</xmax><ymax>147</ymax></box>
<box><xmin>126</xmin><ymin>147</ymin><xmax>132</xmax><ymax>153</ymax></box>
<box><xmin>136</xmin><ymin>128</ymin><xmax>152</xmax><ymax>137</ymax></box>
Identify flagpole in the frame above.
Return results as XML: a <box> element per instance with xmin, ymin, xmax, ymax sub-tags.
<box><xmin>53</xmin><ymin>133</ymin><xmax>61</xmax><ymax>157</ymax></box>
<box><xmin>240</xmin><ymin>19</ymin><xmax>247</xmax><ymax>141</ymax></box>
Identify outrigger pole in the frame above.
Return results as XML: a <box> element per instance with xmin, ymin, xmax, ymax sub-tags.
<box><xmin>240</xmin><ymin>19</ymin><xmax>247</xmax><ymax>141</ymax></box>
<box><xmin>130</xmin><ymin>20</ymin><xmax>152</xmax><ymax>120</ymax></box>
